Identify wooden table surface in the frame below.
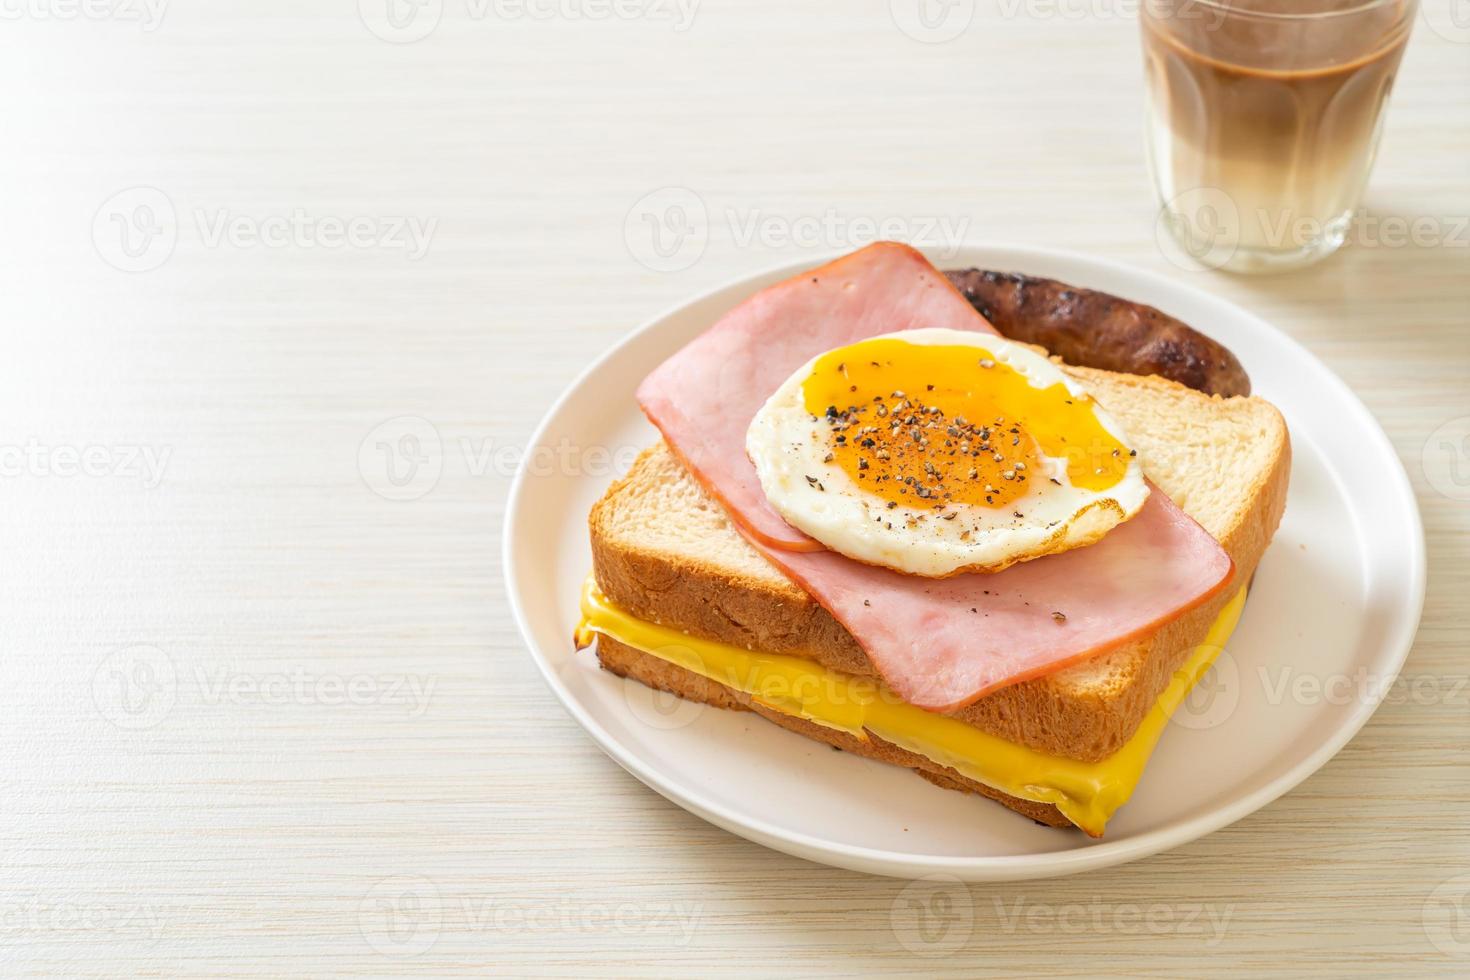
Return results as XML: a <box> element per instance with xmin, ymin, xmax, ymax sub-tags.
<box><xmin>1</xmin><ymin>2</ymin><xmax>1466</xmax><ymax>975</ymax></box>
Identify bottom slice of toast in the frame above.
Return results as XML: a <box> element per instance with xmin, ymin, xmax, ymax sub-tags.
<box><xmin>594</xmin><ymin>634</ymin><xmax>1072</xmax><ymax>828</ymax></box>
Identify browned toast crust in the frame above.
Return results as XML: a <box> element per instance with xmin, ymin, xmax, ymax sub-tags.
<box><xmin>594</xmin><ymin>635</ymin><xmax>1074</xmax><ymax>829</ymax></box>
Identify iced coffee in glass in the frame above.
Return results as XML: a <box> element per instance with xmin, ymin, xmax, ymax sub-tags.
<box><xmin>1143</xmin><ymin>0</ymin><xmax>1417</xmax><ymax>273</ymax></box>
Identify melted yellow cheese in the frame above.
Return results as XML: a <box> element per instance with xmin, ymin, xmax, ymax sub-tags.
<box><xmin>577</xmin><ymin>580</ymin><xmax>1246</xmax><ymax>836</ymax></box>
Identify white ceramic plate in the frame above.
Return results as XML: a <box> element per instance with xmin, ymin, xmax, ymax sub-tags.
<box><xmin>504</xmin><ymin>245</ymin><xmax>1425</xmax><ymax>881</ymax></box>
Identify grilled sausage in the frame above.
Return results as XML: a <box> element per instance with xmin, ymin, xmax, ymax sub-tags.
<box><xmin>944</xmin><ymin>269</ymin><xmax>1251</xmax><ymax>398</ymax></box>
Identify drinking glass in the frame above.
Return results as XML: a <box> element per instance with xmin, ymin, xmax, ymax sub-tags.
<box><xmin>1142</xmin><ymin>0</ymin><xmax>1417</xmax><ymax>274</ymax></box>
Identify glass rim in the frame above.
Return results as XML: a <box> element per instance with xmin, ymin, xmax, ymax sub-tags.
<box><xmin>1152</xmin><ymin>0</ymin><xmax>1411</xmax><ymax>21</ymax></box>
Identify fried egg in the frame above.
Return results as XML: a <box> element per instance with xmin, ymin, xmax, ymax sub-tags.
<box><xmin>745</xmin><ymin>328</ymin><xmax>1150</xmax><ymax>577</ymax></box>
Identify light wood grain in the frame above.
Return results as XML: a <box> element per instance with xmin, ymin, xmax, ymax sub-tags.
<box><xmin>0</xmin><ymin>1</ymin><xmax>1466</xmax><ymax>975</ymax></box>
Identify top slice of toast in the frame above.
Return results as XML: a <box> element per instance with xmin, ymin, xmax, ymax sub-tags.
<box><xmin>590</xmin><ymin>365</ymin><xmax>1289</xmax><ymax>763</ymax></box>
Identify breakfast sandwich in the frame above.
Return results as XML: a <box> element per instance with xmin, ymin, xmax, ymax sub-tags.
<box><xmin>576</xmin><ymin>242</ymin><xmax>1289</xmax><ymax>836</ymax></box>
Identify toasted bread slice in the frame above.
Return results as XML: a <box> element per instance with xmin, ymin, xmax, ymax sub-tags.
<box><xmin>596</xmin><ymin>637</ymin><xmax>1081</xmax><ymax>828</ymax></box>
<box><xmin>593</xmin><ymin>633</ymin><xmax>1075</xmax><ymax>828</ymax></box>
<box><xmin>590</xmin><ymin>367</ymin><xmax>1288</xmax><ymax>774</ymax></box>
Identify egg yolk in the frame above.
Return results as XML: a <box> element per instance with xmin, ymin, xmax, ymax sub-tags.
<box><xmin>800</xmin><ymin>338</ymin><xmax>1131</xmax><ymax>512</ymax></box>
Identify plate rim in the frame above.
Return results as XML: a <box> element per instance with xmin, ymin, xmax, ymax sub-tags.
<box><xmin>503</xmin><ymin>243</ymin><xmax>1427</xmax><ymax>880</ymax></box>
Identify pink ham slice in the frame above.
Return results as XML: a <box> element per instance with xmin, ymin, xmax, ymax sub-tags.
<box><xmin>636</xmin><ymin>243</ymin><xmax>986</xmax><ymax>550</ymax></box>
<box><xmin>636</xmin><ymin>242</ymin><xmax>1234</xmax><ymax>711</ymax></box>
<box><xmin>764</xmin><ymin>491</ymin><xmax>1232</xmax><ymax>709</ymax></box>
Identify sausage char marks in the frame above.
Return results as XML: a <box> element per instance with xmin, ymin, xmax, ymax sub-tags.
<box><xmin>944</xmin><ymin>269</ymin><xmax>1251</xmax><ymax>398</ymax></box>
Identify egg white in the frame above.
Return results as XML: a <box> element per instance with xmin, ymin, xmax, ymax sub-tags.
<box><xmin>745</xmin><ymin>329</ymin><xmax>1150</xmax><ymax>577</ymax></box>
